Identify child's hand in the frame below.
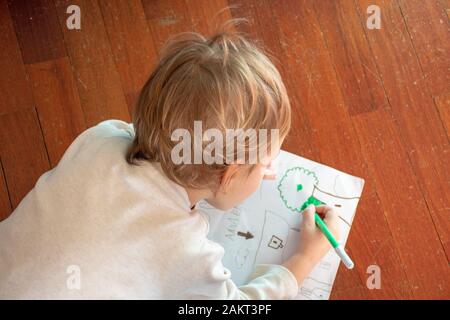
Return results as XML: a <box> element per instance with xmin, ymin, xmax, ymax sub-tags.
<box><xmin>297</xmin><ymin>204</ymin><xmax>340</xmax><ymax>265</ymax></box>
<box><xmin>282</xmin><ymin>204</ymin><xmax>340</xmax><ymax>283</ymax></box>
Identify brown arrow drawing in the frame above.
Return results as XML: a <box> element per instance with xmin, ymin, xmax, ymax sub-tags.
<box><xmin>237</xmin><ymin>231</ymin><xmax>254</xmax><ymax>240</ymax></box>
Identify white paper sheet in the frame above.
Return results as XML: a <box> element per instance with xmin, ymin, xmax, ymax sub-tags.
<box><xmin>198</xmin><ymin>150</ymin><xmax>365</xmax><ymax>300</ymax></box>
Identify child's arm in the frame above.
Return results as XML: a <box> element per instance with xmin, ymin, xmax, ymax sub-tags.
<box><xmin>179</xmin><ymin>204</ymin><xmax>339</xmax><ymax>300</ymax></box>
<box><xmin>283</xmin><ymin>204</ymin><xmax>341</xmax><ymax>283</ymax></box>
<box><xmin>184</xmin><ymin>252</ymin><xmax>299</xmax><ymax>300</ymax></box>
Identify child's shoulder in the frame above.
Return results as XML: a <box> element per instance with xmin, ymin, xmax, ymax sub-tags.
<box><xmin>49</xmin><ymin>119</ymin><xmax>134</xmax><ymax>172</ymax></box>
<box><xmin>60</xmin><ymin>119</ymin><xmax>134</xmax><ymax>161</ymax></box>
<box><xmin>86</xmin><ymin>119</ymin><xmax>135</xmax><ymax>140</ymax></box>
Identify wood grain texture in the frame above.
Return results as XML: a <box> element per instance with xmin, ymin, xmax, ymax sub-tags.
<box><xmin>251</xmin><ymin>0</ymin><xmax>371</xmax><ymax>294</ymax></box>
<box><xmin>275</xmin><ymin>0</ymin><xmax>419</xmax><ymax>299</ymax></box>
<box><xmin>0</xmin><ymin>159</ymin><xmax>12</xmax><ymax>221</ymax></box>
<box><xmin>356</xmin><ymin>0</ymin><xmax>450</xmax><ymax>269</ymax></box>
<box><xmin>26</xmin><ymin>58</ymin><xmax>86</xmax><ymax>166</ymax></box>
<box><xmin>313</xmin><ymin>0</ymin><xmax>387</xmax><ymax>116</ymax></box>
<box><xmin>0</xmin><ymin>0</ymin><xmax>34</xmax><ymax>115</ymax></box>
<box><xmin>270</xmin><ymin>0</ymin><xmax>365</xmax><ymax>171</ymax></box>
<box><xmin>7</xmin><ymin>0</ymin><xmax>67</xmax><ymax>64</ymax></box>
<box><xmin>142</xmin><ymin>0</ymin><xmax>192</xmax><ymax>53</ymax></box>
<box><xmin>352</xmin><ymin>107</ymin><xmax>450</xmax><ymax>299</ymax></box>
<box><xmin>228</xmin><ymin>0</ymin><xmax>318</xmax><ymax>161</ymax></box>
<box><xmin>434</xmin><ymin>92</ymin><xmax>450</xmax><ymax>142</ymax></box>
<box><xmin>398</xmin><ymin>0</ymin><xmax>450</xmax><ymax>97</ymax></box>
<box><xmin>0</xmin><ymin>108</ymin><xmax>50</xmax><ymax>209</ymax></box>
<box><xmin>98</xmin><ymin>0</ymin><xmax>158</xmax><ymax>114</ymax></box>
<box><xmin>434</xmin><ymin>90</ymin><xmax>450</xmax><ymax>260</ymax></box>
<box><xmin>331</xmin><ymin>184</ymin><xmax>413</xmax><ymax>299</ymax></box>
<box><xmin>185</xmin><ymin>0</ymin><xmax>233</xmax><ymax>36</ymax></box>
<box><xmin>54</xmin><ymin>0</ymin><xmax>130</xmax><ymax>126</ymax></box>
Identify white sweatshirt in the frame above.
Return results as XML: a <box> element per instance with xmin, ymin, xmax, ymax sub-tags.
<box><xmin>0</xmin><ymin>120</ymin><xmax>298</xmax><ymax>299</ymax></box>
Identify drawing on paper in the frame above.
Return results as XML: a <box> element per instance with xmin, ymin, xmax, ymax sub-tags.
<box><xmin>268</xmin><ymin>235</ymin><xmax>284</xmax><ymax>249</ymax></box>
<box><xmin>199</xmin><ymin>150</ymin><xmax>365</xmax><ymax>300</ymax></box>
<box><xmin>277</xmin><ymin>166</ymin><xmax>319</xmax><ymax>213</ymax></box>
<box><xmin>234</xmin><ymin>247</ymin><xmax>251</xmax><ymax>270</ymax></box>
<box><xmin>299</xmin><ymin>277</ymin><xmax>332</xmax><ymax>300</ymax></box>
<box><xmin>277</xmin><ymin>166</ymin><xmax>361</xmax><ymax>229</ymax></box>
<box><xmin>253</xmin><ymin>210</ymin><xmax>300</xmax><ymax>266</ymax></box>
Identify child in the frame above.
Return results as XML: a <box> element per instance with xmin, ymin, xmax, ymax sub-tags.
<box><xmin>0</xmin><ymin>30</ymin><xmax>339</xmax><ymax>299</ymax></box>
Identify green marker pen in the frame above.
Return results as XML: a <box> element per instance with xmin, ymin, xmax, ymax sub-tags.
<box><xmin>300</xmin><ymin>195</ymin><xmax>354</xmax><ymax>269</ymax></box>
<box><xmin>314</xmin><ymin>212</ymin><xmax>354</xmax><ymax>269</ymax></box>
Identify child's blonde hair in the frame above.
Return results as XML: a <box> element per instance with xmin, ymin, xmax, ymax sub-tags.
<box><xmin>126</xmin><ymin>29</ymin><xmax>291</xmax><ymax>190</ymax></box>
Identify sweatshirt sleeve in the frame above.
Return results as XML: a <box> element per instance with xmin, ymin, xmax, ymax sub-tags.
<box><xmin>226</xmin><ymin>264</ymin><xmax>299</xmax><ymax>300</ymax></box>
<box><xmin>179</xmin><ymin>236</ymin><xmax>299</xmax><ymax>300</ymax></box>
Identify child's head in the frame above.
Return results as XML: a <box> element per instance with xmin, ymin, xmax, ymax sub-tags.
<box><xmin>127</xmin><ymin>29</ymin><xmax>291</xmax><ymax>210</ymax></box>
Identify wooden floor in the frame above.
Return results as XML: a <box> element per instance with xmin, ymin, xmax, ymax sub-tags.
<box><xmin>0</xmin><ymin>0</ymin><xmax>449</xmax><ymax>299</ymax></box>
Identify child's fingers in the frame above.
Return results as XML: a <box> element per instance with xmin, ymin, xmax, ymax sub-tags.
<box><xmin>301</xmin><ymin>204</ymin><xmax>316</xmax><ymax>228</ymax></box>
<box><xmin>316</xmin><ymin>204</ymin><xmax>333</xmax><ymax>216</ymax></box>
<box><xmin>317</xmin><ymin>205</ymin><xmax>340</xmax><ymax>239</ymax></box>
<box><xmin>316</xmin><ymin>205</ymin><xmax>338</xmax><ymax>222</ymax></box>
<box><xmin>315</xmin><ymin>204</ymin><xmax>333</xmax><ymax>214</ymax></box>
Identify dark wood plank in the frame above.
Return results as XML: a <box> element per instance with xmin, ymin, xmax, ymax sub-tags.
<box><xmin>0</xmin><ymin>108</ymin><xmax>51</xmax><ymax>209</ymax></box>
<box><xmin>356</xmin><ymin>0</ymin><xmax>450</xmax><ymax>270</ymax></box>
<box><xmin>185</xmin><ymin>0</ymin><xmax>233</xmax><ymax>36</ymax></box>
<box><xmin>268</xmin><ymin>1</ymin><xmax>365</xmax><ymax>171</ymax></box>
<box><xmin>313</xmin><ymin>0</ymin><xmax>386</xmax><ymax>116</ymax></box>
<box><xmin>228</xmin><ymin>0</ymin><xmax>318</xmax><ymax>161</ymax></box>
<box><xmin>0</xmin><ymin>0</ymin><xmax>34</xmax><ymax>115</ymax></box>
<box><xmin>352</xmin><ymin>107</ymin><xmax>450</xmax><ymax>299</ymax></box>
<box><xmin>142</xmin><ymin>0</ymin><xmax>192</xmax><ymax>53</ymax></box>
<box><xmin>26</xmin><ymin>57</ymin><xmax>86</xmax><ymax>166</ymax></box>
<box><xmin>0</xmin><ymin>159</ymin><xmax>12</xmax><ymax>221</ymax></box>
<box><xmin>144</xmin><ymin>0</ymin><xmax>232</xmax><ymax>52</ymax></box>
<box><xmin>7</xmin><ymin>0</ymin><xmax>67</xmax><ymax>64</ymax></box>
<box><xmin>54</xmin><ymin>0</ymin><xmax>130</xmax><ymax>126</ymax></box>
<box><xmin>398</xmin><ymin>0</ymin><xmax>450</xmax><ymax>97</ymax></box>
<box><xmin>98</xmin><ymin>0</ymin><xmax>158</xmax><ymax>114</ymax></box>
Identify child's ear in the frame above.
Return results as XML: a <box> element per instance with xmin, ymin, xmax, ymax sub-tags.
<box><xmin>219</xmin><ymin>164</ymin><xmax>240</xmax><ymax>192</ymax></box>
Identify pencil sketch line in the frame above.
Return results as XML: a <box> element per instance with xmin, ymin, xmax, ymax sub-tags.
<box><xmin>314</xmin><ymin>184</ymin><xmax>361</xmax><ymax>200</ymax></box>
<box><xmin>252</xmin><ymin>209</ymin><xmax>268</xmax><ymax>266</ymax></box>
